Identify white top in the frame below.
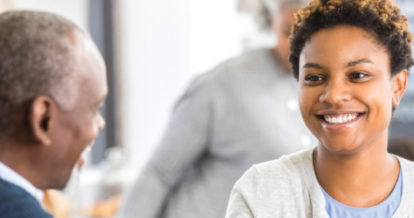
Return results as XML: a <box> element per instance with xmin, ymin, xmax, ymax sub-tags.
<box><xmin>0</xmin><ymin>161</ymin><xmax>44</xmax><ymax>201</ymax></box>
<box><xmin>225</xmin><ymin>148</ymin><xmax>414</xmax><ymax>218</ymax></box>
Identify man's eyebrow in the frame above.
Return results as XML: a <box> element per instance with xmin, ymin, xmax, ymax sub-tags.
<box><xmin>302</xmin><ymin>62</ymin><xmax>326</xmax><ymax>70</ymax></box>
<box><xmin>346</xmin><ymin>58</ymin><xmax>373</xmax><ymax>67</ymax></box>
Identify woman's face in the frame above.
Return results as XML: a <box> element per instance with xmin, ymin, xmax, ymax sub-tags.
<box><xmin>298</xmin><ymin>25</ymin><xmax>407</xmax><ymax>153</ymax></box>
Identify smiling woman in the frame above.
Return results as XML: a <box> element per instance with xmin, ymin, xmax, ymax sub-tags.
<box><xmin>225</xmin><ymin>0</ymin><xmax>414</xmax><ymax>217</ymax></box>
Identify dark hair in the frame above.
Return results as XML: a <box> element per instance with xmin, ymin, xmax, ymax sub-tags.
<box><xmin>289</xmin><ymin>0</ymin><xmax>414</xmax><ymax>79</ymax></box>
<box><xmin>388</xmin><ymin>137</ymin><xmax>414</xmax><ymax>161</ymax></box>
<box><xmin>0</xmin><ymin>11</ymin><xmax>83</xmax><ymax>132</ymax></box>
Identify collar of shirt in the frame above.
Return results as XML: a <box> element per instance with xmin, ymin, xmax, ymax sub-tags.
<box><xmin>0</xmin><ymin>161</ymin><xmax>44</xmax><ymax>202</ymax></box>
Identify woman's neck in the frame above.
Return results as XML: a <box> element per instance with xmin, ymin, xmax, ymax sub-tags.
<box><xmin>313</xmin><ymin>137</ymin><xmax>400</xmax><ymax>207</ymax></box>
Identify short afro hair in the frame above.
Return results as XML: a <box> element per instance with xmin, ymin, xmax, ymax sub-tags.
<box><xmin>289</xmin><ymin>0</ymin><xmax>414</xmax><ymax>79</ymax></box>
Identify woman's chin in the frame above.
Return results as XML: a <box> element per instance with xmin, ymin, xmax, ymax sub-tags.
<box><xmin>318</xmin><ymin>143</ymin><xmax>363</xmax><ymax>156</ymax></box>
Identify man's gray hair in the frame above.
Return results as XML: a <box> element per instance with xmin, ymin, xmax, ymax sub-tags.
<box><xmin>0</xmin><ymin>10</ymin><xmax>84</xmax><ymax>131</ymax></box>
<box><xmin>263</xmin><ymin>0</ymin><xmax>309</xmax><ymax>15</ymax></box>
<box><xmin>237</xmin><ymin>0</ymin><xmax>309</xmax><ymax>30</ymax></box>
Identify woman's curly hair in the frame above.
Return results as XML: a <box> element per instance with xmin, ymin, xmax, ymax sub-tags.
<box><xmin>289</xmin><ymin>0</ymin><xmax>414</xmax><ymax>79</ymax></box>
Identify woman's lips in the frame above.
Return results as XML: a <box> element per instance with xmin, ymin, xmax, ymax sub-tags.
<box><xmin>323</xmin><ymin>113</ymin><xmax>359</xmax><ymax>124</ymax></box>
<box><xmin>316</xmin><ymin>111</ymin><xmax>365</xmax><ymax>131</ymax></box>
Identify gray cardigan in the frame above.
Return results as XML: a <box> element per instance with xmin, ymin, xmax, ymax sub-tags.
<box><xmin>118</xmin><ymin>49</ymin><xmax>315</xmax><ymax>218</ymax></box>
<box><xmin>225</xmin><ymin>149</ymin><xmax>414</xmax><ymax>218</ymax></box>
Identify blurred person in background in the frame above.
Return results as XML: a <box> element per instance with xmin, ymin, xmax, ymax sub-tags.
<box><xmin>0</xmin><ymin>11</ymin><xmax>107</xmax><ymax>218</ymax></box>
<box><xmin>388</xmin><ymin>138</ymin><xmax>414</xmax><ymax>161</ymax></box>
<box><xmin>118</xmin><ymin>0</ymin><xmax>314</xmax><ymax>218</ymax></box>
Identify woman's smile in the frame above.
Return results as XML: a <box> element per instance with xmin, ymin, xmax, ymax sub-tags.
<box><xmin>322</xmin><ymin>113</ymin><xmax>358</xmax><ymax>124</ymax></box>
<box><xmin>316</xmin><ymin>110</ymin><xmax>365</xmax><ymax>131</ymax></box>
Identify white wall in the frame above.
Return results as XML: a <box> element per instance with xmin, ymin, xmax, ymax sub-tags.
<box><xmin>119</xmin><ymin>0</ymin><xmax>192</xmax><ymax>169</ymax></box>
<box><xmin>189</xmin><ymin>0</ymin><xmax>254</xmax><ymax>73</ymax></box>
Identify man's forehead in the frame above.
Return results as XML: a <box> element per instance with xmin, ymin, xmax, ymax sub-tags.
<box><xmin>64</xmin><ymin>30</ymin><xmax>107</xmax><ymax>106</ymax></box>
<box><xmin>69</xmin><ymin>30</ymin><xmax>106</xmax><ymax>76</ymax></box>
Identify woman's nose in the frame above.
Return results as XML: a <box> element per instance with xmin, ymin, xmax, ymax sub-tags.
<box><xmin>319</xmin><ymin>79</ymin><xmax>352</xmax><ymax>105</ymax></box>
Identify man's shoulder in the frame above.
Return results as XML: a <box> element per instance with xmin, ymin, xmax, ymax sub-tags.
<box><xmin>0</xmin><ymin>179</ymin><xmax>52</xmax><ymax>218</ymax></box>
<box><xmin>0</xmin><ymin>177</ymin><xmax>33</xmax><ymax>199</ymax></box>
<box><xmin>214</xmin><ymin>48</ymin><xmax>271</xmax><ymax>71</ymax></box>
<box><xmin>185</xmin><ymin>48</ymin><xmax>273</xmax><ymax>96</ymax></box>
<box><xmin>201</xmin><ymin>48</ymin><xmax>271</xmax><ymax>78</ymax></box>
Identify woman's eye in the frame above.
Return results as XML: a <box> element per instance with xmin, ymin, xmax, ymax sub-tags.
<box><xmin>304</xmin><ymin>75</ymin><xmax>324</xmax><ymax>82</ymax></box>
<box><xmin>349</xmin><ymin>72</ymin><xmax>368</xmax><ymax>80</ymax></box>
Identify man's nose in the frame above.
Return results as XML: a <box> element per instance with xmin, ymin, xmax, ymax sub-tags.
<box><xmin>98</xmin><ymin>114</ymin><xmax>106</xmax><ymax>130</ymax></box>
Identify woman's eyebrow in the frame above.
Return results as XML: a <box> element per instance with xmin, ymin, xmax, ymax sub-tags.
<box><xmin>303</xmin><ymin>62</ymin><xmax>325</xmax><ymax>70</ymax></box>
<box><xmin>302</xmin><ymin>59</ymin><xmax>373</xmax><ymax>71</ymax></box>
<box><xmin>346</xmin><ymin>58</ymin><xmax>373</xmax><ymax>67</ymax></box>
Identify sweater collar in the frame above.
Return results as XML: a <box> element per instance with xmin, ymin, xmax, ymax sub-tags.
<box><xmin>0</xmin><ymin>161</ymin><xmax>44</xmax><ymax>202</ymax></box>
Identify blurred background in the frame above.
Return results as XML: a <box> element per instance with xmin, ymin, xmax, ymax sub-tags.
<box><xmin>0</xmin><ymin>0</ymin><xmax>413</xmax><ymax>217</ymax></box>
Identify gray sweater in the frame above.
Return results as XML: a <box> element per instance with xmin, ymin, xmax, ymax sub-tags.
<box><xmin>118</xmin><ymin>49</ymin><xmax>316</xmax><ymax>218</ymax></box>
<box><xmin>225</xmin><ymin>149</ymin><xmax>414</xmax><ymax>218</ymax></box>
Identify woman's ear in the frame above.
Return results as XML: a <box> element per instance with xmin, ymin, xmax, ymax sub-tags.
<box><xmin>392</xmin><ymin>70</ymin><xmax>408</xmax><ymax>107</ymax></box>
<box><xmin>29</xmin><ymin>96</ymin><xmax>56</xmax><ymax>146</ymax></box>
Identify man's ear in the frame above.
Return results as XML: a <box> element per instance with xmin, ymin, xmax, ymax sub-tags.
<box><xmin>29</xmin><ymin>96</ymin><xmax>56</xmax><ymax>146</ymax></box>
<box><xmin>392</xmin><ymin>70</ymin><xmax>408</xmax><ymax>107</ymax></box>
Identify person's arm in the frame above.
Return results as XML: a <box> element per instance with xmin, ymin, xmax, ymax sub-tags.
<box><xmin>117</xmin><ymin>75</ymin><xmax>214</xmax><ymax>218</ymax></box>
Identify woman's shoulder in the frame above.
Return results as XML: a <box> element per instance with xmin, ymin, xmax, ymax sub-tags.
<box><xmin>252</xmin><ymin>148</ymin><xmax>314</xmax><ymax>177</ymax></box>
<box><xmin>233</xmin><ymin>148</ymin><xmax>315</xmax><ymax>197</ymax></box>
<box><xmin>228</xmin><ymin>148</ymin><xmax>317</xmax><ymax>217</ymax></box>
<box><xmin>398</xmin><ymin>156</ymin><xmax>414</xmax><ymax>175</ymax></box>
<box><xmin>392</xmin><ymin>156</ymin><xmax>414</xmax><ymax>215</ymax></box>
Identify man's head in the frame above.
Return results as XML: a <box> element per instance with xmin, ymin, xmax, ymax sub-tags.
<box><xmin>0</xmin><ymin>11</ymin><xmax>108</xmax><ymax>189</ymax></box>
<box><xmin>263</xmin><ymin>0</ymin><xmax>309</xmax><ymax>71</ymax></box>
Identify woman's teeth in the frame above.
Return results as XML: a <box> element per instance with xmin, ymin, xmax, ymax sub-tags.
<box><xmin>324</xmin><ymin>113</ymin><xmax>358</xmax><ymax>124</ymax></box>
